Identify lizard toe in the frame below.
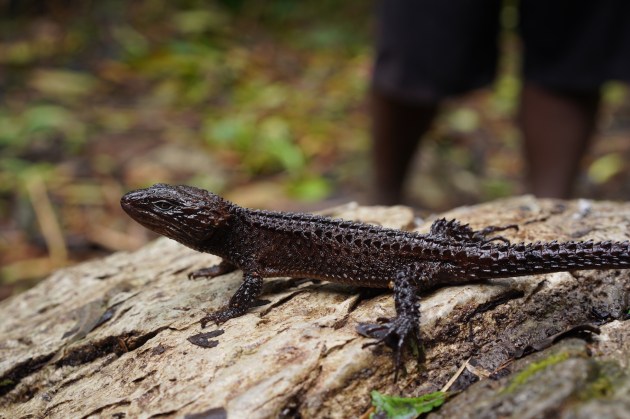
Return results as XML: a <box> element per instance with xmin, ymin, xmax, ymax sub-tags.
<box><xmin>200</xmin><ymin>307</ymin><xmax>246</xmax><ymax>327</ymax></box>
<box><xmin>189</xmin><ymin>266</ymin><xmax>223</xmax><ymax>280</ymax></box>
<box><xmin>357</xmin><ymin>316</ymin><xmax>422</xmax><ymax>380</ymax></box>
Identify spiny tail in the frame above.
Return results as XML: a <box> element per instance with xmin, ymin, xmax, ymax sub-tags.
<box><xmin>468</xmin><ymin>239</ymin><xmax>630</xmax><ymax>279</ymax></box>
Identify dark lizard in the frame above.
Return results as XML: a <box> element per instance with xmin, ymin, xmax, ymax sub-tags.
<box><xmin>121</xmin><ymin>184</ymin><xmax>630</xmax><ymax>374</ymax></box>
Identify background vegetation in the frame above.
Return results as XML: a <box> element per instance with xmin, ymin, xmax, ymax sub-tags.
<box><xmin>1</xmin><ymin>0</ymin><xmax>629</xmax><ymax>299</ymax></box>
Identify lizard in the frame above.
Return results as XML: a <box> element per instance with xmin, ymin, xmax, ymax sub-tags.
<box><xmin>120</xmin><ymin>183</ymin><xmax>630</xmax><ymax>374</ymax></box>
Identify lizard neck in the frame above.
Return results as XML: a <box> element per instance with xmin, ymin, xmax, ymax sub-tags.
<box><xmin>191</xmin><ymin>205</ymin><xmax>245</xmax><ymax>258</ymax></box>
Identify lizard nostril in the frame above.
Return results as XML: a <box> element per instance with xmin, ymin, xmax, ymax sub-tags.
<box><xmin>120</xmin><ymin>194</ymin><xmax>131</xmax><ymax>207</ymax></box>
<box><xmin>120</xmin><ymin>192</ymin><xmax>139</xmax><ymax>213</ymax></box>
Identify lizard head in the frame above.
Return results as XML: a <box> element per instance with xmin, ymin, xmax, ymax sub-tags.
<box><xmin>121</xmin><ymin>183</ymin><xmax>233</xmax><ymax>248</ymax></box>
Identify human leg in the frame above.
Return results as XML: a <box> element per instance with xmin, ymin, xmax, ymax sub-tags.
<box><xmin>518</xmin><ymin>82</ymin><xmax>600</xmax><ymax>198</ymax></box>
<box><xmin>371</xmin><ymin>91</ymin><xmax>438</xmax><ymax>205</ymax></box>
<box><xmin>370</xmin><ymin>0</ymin><xmax>502</xmax><ymax>204</ymax></box>
<box><xmin>518</xmin><ymin>1</ymin><xmax>630</xmax><ymax>198</ymax></box>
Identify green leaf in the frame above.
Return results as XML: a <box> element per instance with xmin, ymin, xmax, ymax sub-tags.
<box><xmin>112</xmin><ymin>25</ymin><xmax>149</xmax><ymax>59</ymax></box>
<box><xmin>287</xmin><ymin>176</ymin><xmax>330</xmax><ymax>201</ymax></box>
<box><xmin>370</xmin><ymin>390</ymin><xmax>447</xmax><ymax>419</ymax></box>
<box><xmin>258</xmin><ymin>117</ymin><xmax>304</xmax><ymax>173</ymax></box>
<box><xmin>602</xmin><ymin>82</ymin><xmax>628</xmax><ymax>106</ymax></box>
<box><xmin>29</xmin><ymin>69</ymin><xmax>98</xmax><ymax>99</ymax></box>
<box><xmin>23</xmin><ymin>105</ymin><xmax>73</xmax><ymax>132</ymax></box>
<box><xmin>204</xmin><ymin>114</ymin><xmax>254</xmax><ymax>148</ymax></box>
<box><xmin>447</xmin><ymin>108</ymin><xmax>479</xmax><ymax>133</ymax></box>
<box><xmin>492</xmin><ymin>74</ymin><xmax>521</xmax><ymax>115</ymax></box>
<box><xmin>0</xmin><ymin>113</ymin><xmax>22</xmax><ymax>145</ymax></box>
<box><xmin>3</xmin><ymin>41</ymin><xmax>35</xmax><ymax>65</ymax></box>
<box><xmin>588</xmin><ymin>153</ymin><xmax>624</xmax><ymax>184</ymax></box>
<box><xmin>173</xmin><ymin>9</ymin><xmax>228</xmax><ymax>35</ymax></box>
<box><xmin>21</xmin><ymin>105</ymin><xmax>86</xmax><ymax>149</ymax></box>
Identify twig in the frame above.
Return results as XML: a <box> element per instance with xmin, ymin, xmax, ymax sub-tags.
<box><xmin>441</xmin><ymin>357</ymin><xmax>470</xmax><ymax>392</ymax></box>
<box><xmin>25</xmin><ymin>175</ymin><xmax>68</xmax><ymax>263</ymax></box>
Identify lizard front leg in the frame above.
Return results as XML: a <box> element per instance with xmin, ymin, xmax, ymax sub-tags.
<box><xmin>358</xmin><ymin>269</ymin><xmax>421</xmax><ymax>379</ymax></box>
<box><xmin>200</xmin><ymin>271</ymin><xmax>263</xmax><ymax>327</ymax></box>
<box><xmin>189</xmin><ymin>259</ymin><xmax>237</xmax><ymax>279</ymax></box>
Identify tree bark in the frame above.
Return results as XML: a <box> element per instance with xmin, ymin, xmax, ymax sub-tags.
<box><xmin>1</xmin><ymin>196</ymin><xmax>629</xmax><ymax>418</ymax></box>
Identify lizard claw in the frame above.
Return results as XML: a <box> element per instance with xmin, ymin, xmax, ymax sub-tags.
<box><xmin>189</xmin><ymin>261</ymin><xmax>237</xmax><ymax>280</ymax></box>
<box><xmin>475</xmin><ymin>224</ymin><xmax>519</xmax><ymax>245</ymax></box>
<box><xmin>189</xmin><ymin>268</ymin><xmax>217</xmax><ymax>280</ymax></box>
<box><xmin>357</xmin><ymin>316</ymin><xmax>422</xmax><ymax>380</ymax></box>
<box><xmin>200</xmin><ymin>307</ymin><xmax>245</xmax><ymax>328</ymax></box>
<box><xmin>188</xmin><ymin>265</ymin><xmax>228</xmax><ymax>280</ymax></box>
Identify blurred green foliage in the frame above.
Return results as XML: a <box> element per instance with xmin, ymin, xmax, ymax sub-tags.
<box><xmin>1</xmin><ymin>0</ymin><xmax>628</xmax><ymax>211</ymax></box>
<box><xmin>0</xmin><ymin>0</ymin><xmax>629</xmax><ymax>296</ymax></box>
<box><xmin>0</xmin><ymin>0</ymin><xmax>375</xmax><ymax>293</ymax></box>
<box><xmin>0</xmin><ymin>0</ymin><xmax>373</xmax><ymax>205</ymax></box>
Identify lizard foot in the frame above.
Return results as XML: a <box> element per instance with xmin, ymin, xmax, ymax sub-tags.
<box><xmin>199</xmin><ymin>299</ymin><xmax>268</xmax><ymax>328</ymax></box>
<box><xmin>474</xmin><ymin>223</ymin><xmax>519</xmax><ymax>245</ymax></box>
<box><xmin>357</xmin><ymin>316</ymin><xmax>423</xmax><ymax>380</ymax></box>
<box><xmin>188</xmin><ymin>260</ymin><xmax>237</xmax><ymax>280</ymax></box>
<box><xmin>430</xmin><ymin>218</ymin><xmax>518</xmax><ymax>245</ymax></box>
<box><xmin>200</xmin><ymin>271</ymin><xmax>264</xmax><ymax>327</ymax></box>
<box><xmin>189</xmin><ymin>266</ymin><xmax>226</xmax><ymax>279</ymax></box>
<box><xmin>200</xmin><ymin>307</ymin><xmax>246</xmax><ymax>328</ymax></box>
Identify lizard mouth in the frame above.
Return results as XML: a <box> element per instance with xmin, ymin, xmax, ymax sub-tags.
<box><xmin>120</xmin><ymin>190</ymin><xmax>159</xmax><ymax>229</ymax></box>
<box><xmin>120</xmin><ymin>190</ymin><xmax>185</xmax><ymax>241</ymax></box>
<box><xmin>120</xmin><ymin>191</ymin><xmax>141</xmax><ymax>218</ymax></box>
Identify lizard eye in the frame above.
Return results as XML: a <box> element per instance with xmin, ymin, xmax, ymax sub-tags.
<box><xmin>153</xmin><ymin>200</ymin><xmax>174</xmax><ymax>211</ymax></box>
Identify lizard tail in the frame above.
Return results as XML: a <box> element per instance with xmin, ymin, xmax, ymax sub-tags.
<box><xmin>467</xmin><ymin>239</ymin><xmax>630</xmax><ymax>279</ymax></box>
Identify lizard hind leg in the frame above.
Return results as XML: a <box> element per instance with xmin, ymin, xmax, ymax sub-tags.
<box><xmin>357</xmin><ymin>269</ymin><xmax>422</xmax><ymax>380</ymax></box>
<box><xmin>430</xmin><ymin>218</ymin><xmax>518</xmax><ymax>245</ymax></box>
<box><xmin>474</xmin><ymin>223</ymin><xmax>519</xmax><ymax>245</ymax></box>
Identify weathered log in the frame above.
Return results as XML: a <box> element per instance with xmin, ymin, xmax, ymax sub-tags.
<box><xmin>1</xmin><ymin>196</ymin><xmax>629</xmax><ymax>418</ymax></box>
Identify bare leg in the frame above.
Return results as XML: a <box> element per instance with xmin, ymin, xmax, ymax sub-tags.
<box><xmin>371</xmin><ymin>90</ymin><xmax>439</xmax><ymax>205</ymax></box>
<box><xmin>519</xmin><ymin>82</ymin><xmax>600</xmax><ymax>198</ymax></box>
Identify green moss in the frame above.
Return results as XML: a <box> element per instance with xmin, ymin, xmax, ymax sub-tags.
<box><xmin>504</xmin><ymin>351</ymin><xmax>571</xmax><ymax>393</ymax></box>
<box><xmin>580</xmin><ymin>375</ymin><xmax>614</xmax><ymax>400</ymax></box>
<box><xmin>0</xmin><ymin>378</ymin><xmax>15</xmax><ymax>387</ymax></box>
<box><xmin>577</xmin><ymin>362</ymin><xmax>622</xmax><ymax>401</ymax></box>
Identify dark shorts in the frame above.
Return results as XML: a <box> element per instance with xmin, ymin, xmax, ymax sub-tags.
<box><xmin>372</xmin><ymin>0</ymin><xmax>630</xmax><ymax>103</ymax></box>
